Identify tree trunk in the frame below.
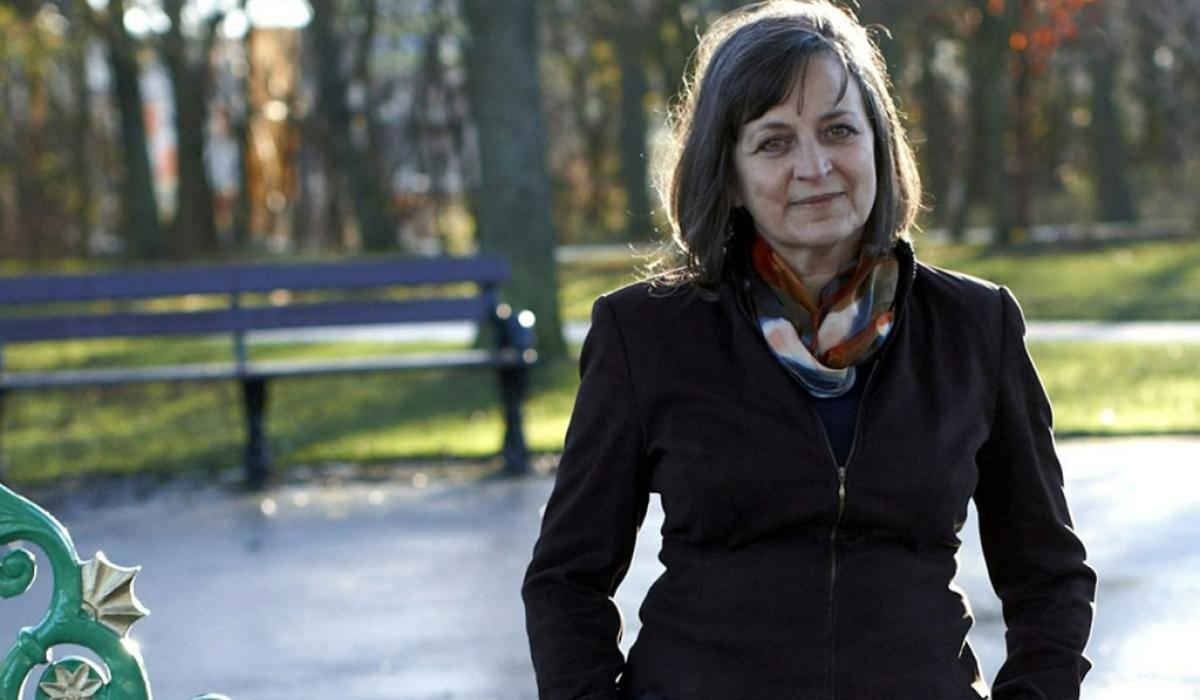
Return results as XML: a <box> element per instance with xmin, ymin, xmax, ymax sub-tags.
<box><xmin>609</xmin><ymin>0</ymin><xmax>653</xmax><ymax>240</ymax></box>
<box><xmin>351</xmin><ymin>0</ymin><xmax>388</xmax><ymax>194</ymax></box>
<box><xmin>953</xmin><ymin>0</ymin><xmax>1014</xmax><ymax>245</ymax></box>
<box><xmin>1131</xmin><ymin>4</ymin><xmax>1179</xmax><ymax>167</ymax></box>
<box><xmin>462</xmin><ymin>0</ymin><xmax>566</xmax><ymax>359</ymax></box>
<box><xmin>650</xmin><ymin>0</ymin><xmax>691</xmax><ymax>106</ymax></box>
<box><xmin>104</xmin><ymin>0</ymin><xmax>164</xmax><ymax>259</ymax></box>
<box><xmin>162</xmin><ymin>0</ymin><xmax>219</xmax><ymax>258</ymax></box>
<box><xmin>1012</xmin><ymin>24</ymin><xmax>1034</xmax><ymax>235</ymax></box>
<box><xmin>1086</xmin><ymin>10</ymin><xmax>1138</xmax><ymax>223</ymax></box>
<box><xmin>913</xmin><ymin>20</ymin><xmax>955</xmax><ymax>228</ymax></box>
<box><xmin>308</xmin><ymin>0</ymin><xmax>396</xmax><ymax>251</ymax></box>
<box><xmin>232</xmin><ymin>27</ymin><xmax>253</xmax><ymax>250</ymax></box>
<box><xmin>67</xmin><ymin>3</ymin><xmax>94</xmax><ymax>257</ymax></box>
<box><xmin>16</xmin><ymin>25</ymin><xmax>49</xmax><ymax>259</ymax></box>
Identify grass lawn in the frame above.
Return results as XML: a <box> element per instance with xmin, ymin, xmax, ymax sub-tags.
<box><xmin>2</xmin><ymin>237</ymin><xmax>1196</xmax><ymax>484</ymax></box>
<box><xmin>1</xmin><ymin>338</ymin><xmax>1195</xmax><ymax>485</ymax></box>
<box><xmin>1033</xmin><ymin>341</ymin><xmax>1199</xmax><ymax>435</ymax></box>
<box><xmin>559</xmin><ymin>236</ymin><xmax>1200</xmax><ymax>321</ymax></box>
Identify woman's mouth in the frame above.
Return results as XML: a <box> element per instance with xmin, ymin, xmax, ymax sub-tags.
<box><xmin>791</xmin><ymin>192</ymin><xmax>843</xmax><ymax>207</ymax></box>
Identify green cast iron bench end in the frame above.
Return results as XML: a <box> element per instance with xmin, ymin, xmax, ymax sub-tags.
<box><xmin>0</xmin><ymin>482</ymin><xmax>225</xmax><ymax>699</ymax></box>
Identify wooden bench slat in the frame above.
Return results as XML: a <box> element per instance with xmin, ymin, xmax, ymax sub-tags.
<box><xmin>0</xmin><ymin>257</ymin><xmax>510</xmax><ymax>304</ymax></box>
<box><xmin>0</xmin><ymin>297</ymin><xmax>493</xmax><ymax>342</ymax></box>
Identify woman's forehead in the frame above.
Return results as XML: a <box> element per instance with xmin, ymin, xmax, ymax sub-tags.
<box><xmin>741</xmin><ymin>54</ymin><xmax>863</xmax><ymax>129</ymax></box>
<box><xmin>780</xmin><ymin>54</ymin><xmax>856</xmax><ymax>115</ymax></box>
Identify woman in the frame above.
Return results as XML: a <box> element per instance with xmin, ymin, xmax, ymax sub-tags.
<box><xmin>523</xmin><ymin>2</ymin><xmax>1096</xmax><ymax>699</ymax></box>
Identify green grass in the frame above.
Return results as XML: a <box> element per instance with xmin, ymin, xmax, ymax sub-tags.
<box><xmin>1</xmin><ymin>338</ymin><xmax>1196</xmax><ymax>485</ymax></box>
<box><xmin>558</xmin><ymin>237</ymin><xmax>1200</xmax><ymax>321</ymax></box>
<box><xmin>1033</xmin><ymin>342</ymin><xmax>1200</xmax><ymax>435</ymax></box>
<box><xmin>916</xmin><ymin>238</ymin><xmax>1200</xmax><ymax>321</ymax></box>
<box><xmin>1</xmin><ymin>351</ymin><xmax>582</xmax><ymax>484</ymax></box>
<box><xmin>2</xmin><ymin>238</ymin><xmax>1197</xmax><ymax>484</ymax></box>
<box><xmin>559</xmin><ymin>258</ymin><xmax>650</xmax><ymax>322</ymax></box>
<box><xmin>4</xmin><ymin>337</ymin><xmax>460</xmax><ymax>372</ymax></box>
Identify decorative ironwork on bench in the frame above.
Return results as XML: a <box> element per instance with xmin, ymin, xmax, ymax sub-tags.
<box><xmin>0</xmin><ymin>483</ymin><xmax>227</xmax><ymax>699</ymax></box>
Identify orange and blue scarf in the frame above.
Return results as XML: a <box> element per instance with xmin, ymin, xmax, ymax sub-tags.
<box><xmin>748</xmin><ymin>235</ymin><xmax>898</xmax><ymax>398</ymax></box>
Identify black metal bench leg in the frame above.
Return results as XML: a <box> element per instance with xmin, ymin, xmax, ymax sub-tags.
<box><xmin>241</xmin><ymin>379</ymin><xmax>271</xmax><ymax>488</ymax></box>
<box><xmin>499</xmin><ymin>367</ymin><xmax>530</xmax><ymax>476</ymax></box>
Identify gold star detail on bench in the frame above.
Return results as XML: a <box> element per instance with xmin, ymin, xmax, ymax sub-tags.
<box><xmin>38</xmin><ymin>663</ymin><xmax>103</xmax><ymax>699</ymax></box>
<box><xmin>80</xmin><ymin>551</ymin><xmax>150</xmax><ymax>637</ymax></box>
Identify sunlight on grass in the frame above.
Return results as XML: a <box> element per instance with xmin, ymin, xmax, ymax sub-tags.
<box><xmin>559</xmin><ymin>260</ymin><xmax>645</xmax><ymax>322</ymax></box>
<box><xmin>2</xmin><ymin>341</ymin><xmax>1195</xmax><ymax>485</ymax></box>
<box><xmin>918</xmin><ymin>238</ymin><xmax>1200</xmax><ymax>321</ymax></box>
<box><xmin>557</xmin><ymin>237</ymin><xmax>1200</xmax><ymax>321</ymax></box>
<box><xmin>3</xmin><ymin>238</ymin><xmax>1198</xmax><ymax>484</ymax></box>
<box><xmin>1034</xmin><ymin>342</ymin><xmax>1200</xmax><ymax>435</ymax></box>
<box><xmin>3</xmin><ymin>337</ymin><xmax>468</xmax><ymax>372</ymax></box>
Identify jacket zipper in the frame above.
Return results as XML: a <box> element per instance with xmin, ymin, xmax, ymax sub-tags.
<box><xmin>811</xmin><ymin>358</ymin><xmax>879</xmax><ymax>700</ymax></box>
<box><xmin>828</xmin><ymin>463</ymin><xmax>846</xmax><ymax>700</ymax></box>
<box><xmin>732</xmin><ymin>262</ymin><xmax>912</xmax><ymax>699</ymax></box>
<box><xmin>805</xmin><ymin>292</ymin><xmax>901</xmax><ymax>698</ymax></box>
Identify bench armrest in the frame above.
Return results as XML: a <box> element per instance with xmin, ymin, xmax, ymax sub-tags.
<box><xmin>0</xmin><ymin>483</ymin><xmax>226</xmax><ymax>699</ymax></box>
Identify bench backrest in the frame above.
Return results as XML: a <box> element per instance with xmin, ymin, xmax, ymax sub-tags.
<box><xmin>0</xmin><ymin>256</ymin><xmax>510</xmax><ymax>344</ymax></box>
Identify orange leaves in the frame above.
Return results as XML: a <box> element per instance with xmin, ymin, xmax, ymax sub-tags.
<box><xmin>1007</xmin><ymin>0</ymin><xmax>1094</xmax><ymax>74</ymax></box>
<box><xmin>1034</xmin><ymin>26</ymin><xmax>1058</xmax><ymax>47</ymax></box>
<box><xmin>1010</xmin><ymin>26</ymin><xmax>1067</xmax><ymax>53</ymax></box>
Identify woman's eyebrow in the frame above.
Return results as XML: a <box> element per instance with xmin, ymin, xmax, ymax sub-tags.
<box><xmin>749</xmin><ymin>108</ymin><xmax>861</xmax><ymax>134</ymax></box>
<box><xmin>743</xmin><ymin>107</ymin><xmax>864</xmax><ymax>140</ymax></box>
<box><xmin>819</xmin><ymin>108</ymin><xmax>860</xmax><ymax>121</ymax></box>
<box><xmin>749</xmin><ymin>120</ymin><xmax>795</xmax><ymax>134</ymax></box>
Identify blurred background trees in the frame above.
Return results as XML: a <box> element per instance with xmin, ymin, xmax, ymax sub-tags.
<box><xmin>0</xmin><ymin>0</ymin><xmax>1195</xmax><ymax>471</ymax></box>
<box><xmin>0</xmin><ymin>0</ymin><xmax>1196</xmax><ymax>335</ymax></box>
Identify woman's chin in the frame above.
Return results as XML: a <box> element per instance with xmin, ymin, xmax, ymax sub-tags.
<box><xmin>773</xmin><ymin>224</ymin><xmax>863</xmax><ymax>253</ymax></box>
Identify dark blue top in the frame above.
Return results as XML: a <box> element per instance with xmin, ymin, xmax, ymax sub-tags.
<box><xmin>810</xmin><ymin>356</ymin><xmax>876</xmax><ymax>465</ymax></box>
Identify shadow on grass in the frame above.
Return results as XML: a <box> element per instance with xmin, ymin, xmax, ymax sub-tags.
<box><xmin>922</xmin><ymin>238</ymin><xmax>1200</xmax><ymax>321</ymax></box>
<box><xmin>1109</xmin><ymin>251</ymin><xmax>1200</xmax><ymax>321</ymax></box>
<box><xmin>267</xmin><ymin>359</ymin><xmax>579</xmax><ymax>465</ymax></box>
<box><xmin>2</xmin><ymin>358</ymin><xmax>581</xmax><ymax>485</ymax></box>
<box><xmin>4</xmin><ymin>382</ymin><xmax>245</xmax><ymax>483</ymax></box>
<box><xmin>271</xmin><ymin>369</ymin><xmax>507</xmax><ymax>457</ymax></box>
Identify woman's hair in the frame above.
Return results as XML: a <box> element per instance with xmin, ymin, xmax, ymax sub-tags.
<box><xmin>653</xmin><ymin>0</ymin><xmax>921</xmax><ymax>288</ymax></box>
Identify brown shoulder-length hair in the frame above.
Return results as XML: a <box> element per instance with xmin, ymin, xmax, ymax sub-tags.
<box><xmin>653</xmin><ymin>0</ymin><xmax>921</xmax><ymax>288</ymax></box>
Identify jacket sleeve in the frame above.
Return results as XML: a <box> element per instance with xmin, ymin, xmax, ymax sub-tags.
<box><xmin>522</xmin><ymin>295</ymin><xmax>652</xmax><ymax>700</ymax></box>
<box><xmin>974</xmin><ymin>287</ymin><xmax>1098</xmax><ymax>700</ymax></box>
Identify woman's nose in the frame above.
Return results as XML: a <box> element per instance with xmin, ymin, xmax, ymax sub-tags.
<box><xmin>791</xmin><ymin>141</ymin><xmax>832</xmax><ymax>180</ymax></box>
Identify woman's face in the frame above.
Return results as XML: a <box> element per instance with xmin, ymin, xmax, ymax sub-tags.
<box><xmin>731</xmin><ymin>53</ymin><xmax>877</xmax><ymax>268</ymax></box>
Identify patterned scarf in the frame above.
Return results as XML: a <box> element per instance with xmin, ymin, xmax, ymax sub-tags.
<box><xmin>748</xmin><ymin>234</ymin><xmax>899</xmax><ymax>398</ymax></box>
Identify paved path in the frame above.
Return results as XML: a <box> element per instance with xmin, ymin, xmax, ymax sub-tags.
<box><xmin>2</xmin><ymin>437</ymin><xmax>1198</xmax><ymax>698</ymax></box>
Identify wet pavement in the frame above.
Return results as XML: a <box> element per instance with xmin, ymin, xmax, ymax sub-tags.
<box><xmin>2</xmin><ymin>437</ymin><xmax>1198</xmax><ymax>699</ymax></box>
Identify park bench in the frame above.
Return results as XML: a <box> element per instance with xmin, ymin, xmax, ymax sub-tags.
<box><xmin>0</xmin><ymin>480</ymin><xmax>227</xmax><ymax>698</ymax></box>
<box><xmin>0</xmin><ymin>256</ymin><xmax>537</xmax><ymax>487</ymax></box>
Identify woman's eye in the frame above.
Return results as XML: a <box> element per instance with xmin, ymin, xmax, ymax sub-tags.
<box><xmin>827</xmin><ymin>124</ymin><xmax>859</xmax><ymax>140</ymax></box>
<box><xmin>757</xmin><ymin>137</ymin><xmax>789</xmax><ymax>153</ymax></box>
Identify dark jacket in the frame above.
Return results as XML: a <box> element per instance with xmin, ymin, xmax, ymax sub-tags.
<box><xmin>522</xmin><ymin>242</ymin><xmax>1096</xmax><ymax>700</ymax></box>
